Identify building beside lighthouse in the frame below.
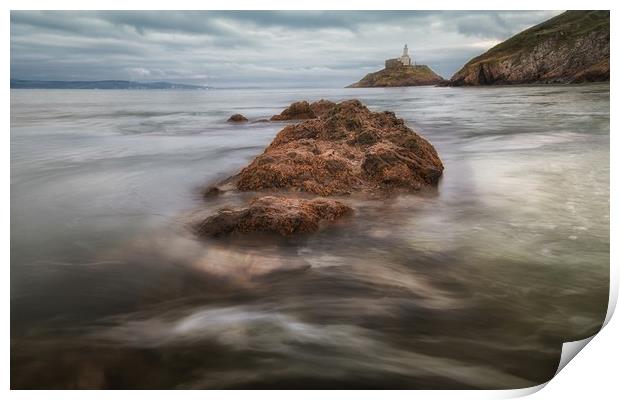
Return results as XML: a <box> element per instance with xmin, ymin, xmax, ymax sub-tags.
<box><xmin>385</xmin><ymin>44</ymin><xmax>414</xmax><ymax>69</ymax></box>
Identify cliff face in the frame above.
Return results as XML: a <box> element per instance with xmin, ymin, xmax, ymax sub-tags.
<box><xmin>348</xmin><ymin>65</ymin><xmax>445</xmax><ymax>88</ymax></box>
<box><xmin>449</xmin><ymin>11</ymin><xmax>609</xmax><ymax>86</ymax></box>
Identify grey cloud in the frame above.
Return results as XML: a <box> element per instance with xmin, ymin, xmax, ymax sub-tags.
<box><xmin>11</xmin><ymin>10</ymin><xmax>563</xmax><ymax>87</ymax></box>
<box><xmin>454</xmin><ymin>11</ymin><xmax>559</xmax><ymax>39</ymax></box>
<box><xmin>456</xmin><ymin>13</ymin><xmax>513</xmax><ymax>38</ymax></box>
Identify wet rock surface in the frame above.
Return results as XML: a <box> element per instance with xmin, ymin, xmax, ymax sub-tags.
<box><xmin>228</xmin><ymin>114</ymin><xmax>248</xmax><ymax>123</ymax></box>
<box><xmin>270</xmin><ymin>100</ymin><xmax>336</xmax><ymax>121</ymax></box>
<box><xmin>270</xmin><ymin>101</ymin><xmax>316</xmax><ymax>121</ymax></box>
<box><xmin>196</xmin><ymin>196</ymin><xmax>352</xmax><ymax>237</ymax></box>
<box><xmin>309</xmin><ymin>99</ymin><xmax>337</xmax><ymax>117</ymax></box>
<box><xmin>238</xmin><ymin>99</ymin><xmax>443</xmax><ymax>195</ymax></box>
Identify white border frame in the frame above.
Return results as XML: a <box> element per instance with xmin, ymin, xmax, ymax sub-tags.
<box><xmin>3</xmin><ymin>2</ymin><xmax>616</xmax><ymax>399</ymax></box>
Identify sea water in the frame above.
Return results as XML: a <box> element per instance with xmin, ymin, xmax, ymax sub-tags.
<box><xmin>10</xmin><ymin>85</ymin><xmax>610</xmax><ymax>388</ymax></box>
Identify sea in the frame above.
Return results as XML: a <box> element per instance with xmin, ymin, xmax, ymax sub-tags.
<box><xmin>10</xmin><ymin>84</ymin><xmax>610</xmax><ymax>389</ymax></box>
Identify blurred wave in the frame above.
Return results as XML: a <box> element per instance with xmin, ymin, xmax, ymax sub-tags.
<box><xmin>10</xmin><ymin>84</ymin><xmax>609</xmax><ymax>388</ymax></box>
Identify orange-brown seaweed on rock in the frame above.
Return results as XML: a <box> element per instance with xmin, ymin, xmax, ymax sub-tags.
<box><xmin>196</xmin><ymin>196</ymin><xmax>352</xmax><ymax>237</ymax></box>
<box><xmin>269</xmin><ymin>99</ymin><xmax>336</xmax><ymax>121</ymax></box>
<box><xmin>238</xmin><ymin>99</ymin><xmax>443</xmax><ymax>196</ymax></box>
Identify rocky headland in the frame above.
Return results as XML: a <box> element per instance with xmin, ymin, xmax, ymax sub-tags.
<box><xmin>197</xmin><ymin>99</ymin><xmax>443</xmax><ymax>237</ymax></box>
<box><xmin>348</xmin><ymin>64</ymin><xmax>445</xmax><ymax>88</ymax></box>
<box><xmin>449</xmin><ymin>11</ymin><xmax>610</xmax><ymax>86</ymax></box>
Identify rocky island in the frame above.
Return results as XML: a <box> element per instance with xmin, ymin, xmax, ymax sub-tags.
<box><xmin>449</xmin><ymin>10</ymin><xmax>610</xmax><ymax>86</ymax></box>
<box><xmin>198</xmin><ymin>99</ymin><xmax>444</xmax><ymax>237</ymax></box>
<box><xmin>348</xmin><ymin>45</ymin><xmax>445</xmax><ymax>87</ymax></box>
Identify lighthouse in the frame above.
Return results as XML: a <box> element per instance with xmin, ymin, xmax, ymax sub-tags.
<box><xmin>384</xmin><ymin>44</ymin><xmax>415</xmax><ymax>69</ymax></box>
<box><xmin>399</xmin><ymin>44</ymin><xmax>412</xmax><ymax>66</ymax></box>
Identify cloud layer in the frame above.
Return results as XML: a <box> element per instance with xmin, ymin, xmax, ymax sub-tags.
<box><xmin>11</xmin><ymin>10</ymin><xmax>562</xmax><ymax>87</ymax></box>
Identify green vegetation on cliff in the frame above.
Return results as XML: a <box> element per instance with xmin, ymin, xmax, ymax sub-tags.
<box><xmin>449</xmin><ymin>10</ymin><xmax>610</xmax><ymax>85</ymax></box>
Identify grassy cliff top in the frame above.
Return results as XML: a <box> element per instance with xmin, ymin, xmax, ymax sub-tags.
<box><xmin>464</xmin><ymin>10</ymin><xmax>609</xmax><ymax>67</ymax></box>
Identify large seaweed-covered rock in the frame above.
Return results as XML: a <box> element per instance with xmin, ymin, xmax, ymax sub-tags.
<box><xmin>236</xmin><ymin>99</ymin><xmax>443</xmax><ymax>196</ymax></box>
<box><xmin>196</xmin><ymin>196</ymin><xmax>352</xmax><ymax>237</ymax></box>
<box><xmin>198</xmin><ymin>99</ymin><xmax>443</xmax><ymax>237</ymax></box>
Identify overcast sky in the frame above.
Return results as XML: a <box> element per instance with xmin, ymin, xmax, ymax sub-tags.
<box><xmin>11</xmin><ymin>10</ymin><xmax>562</xmax><ymax>87</ymax></box>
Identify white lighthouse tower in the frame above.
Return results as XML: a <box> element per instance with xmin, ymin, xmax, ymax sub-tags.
<box><xmin>399</xmin><ymin>44</ymin><xmax>412</xmax><ymax>66</ymax></box>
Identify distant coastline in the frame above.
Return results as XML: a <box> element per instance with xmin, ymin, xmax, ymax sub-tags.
<box><xmin>10</xmin><ymin>79</ymin><xmax>208</xmax><ymax>90</ymax></box>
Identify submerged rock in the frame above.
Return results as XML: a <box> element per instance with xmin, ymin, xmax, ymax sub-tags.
<box><xmin>228</xmin><ymin>114</ymin><xmax>248</xmax><ymax>123</ymax></box>
<box><xmin>236</xmin><ymin>99</ymin><xmax>443</xmax><ymax>196</ymax></box>
<box><xmin>196</xmin><ymin>196</ymin><xmax>352</xmax><ymax>237</ymax></box>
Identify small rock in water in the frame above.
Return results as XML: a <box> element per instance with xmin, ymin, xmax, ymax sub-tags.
<box><xmin>227</xmin><ymin>113</ymin><xmax>248</xmax><ymax>123</ymax></box>
<box><xmin>203</xmin><ymin>186</ymin><xmax>222</xmax><ymax>198</ymax></box>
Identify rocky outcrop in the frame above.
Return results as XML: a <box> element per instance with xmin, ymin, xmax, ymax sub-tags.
<box><xmin>196</xmin><ymin>196</ymin><xmax>352</xmax><ymax>237</ymax></box>
<box><xmin>309</xmin><ymin>99</ymin><xmax>337</xmax><ymax>117</ymax></box>
<box><xmin>348</xmin><ymin>65</ymin><xmax>445</xmax><ymax>88</ymax></box>
<box><xmin>228</xmin><ymin>114</ymin><xmax>248</xmax><ymax>123</ymax></box>
<box><xmin>449</xmin><ymin>11</ymin><xmax>609</xmax><ymax>86</ymax></box>
<box><xmin>198</xmin><ymin>99</ymin><xmax>443</xmax><ymax>237</ymax></box>
<box><xmin>270</xmin><ymin>100</ymin><xmax>336</xmax><ymax>121</ymax></box>
<box><xmin>236</xmin><ymin>100</ymin><xmax>443</xmax><ymax>196</ymax></box>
